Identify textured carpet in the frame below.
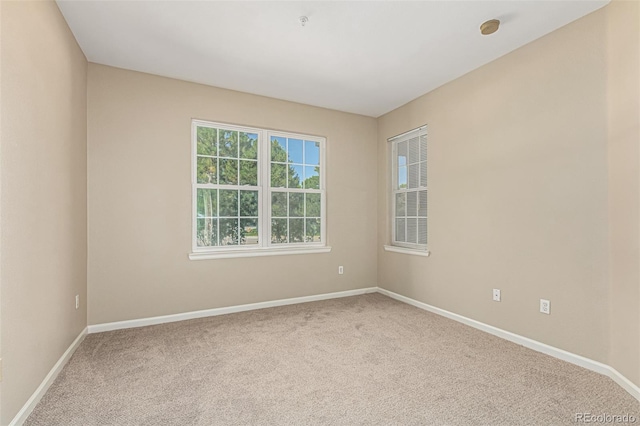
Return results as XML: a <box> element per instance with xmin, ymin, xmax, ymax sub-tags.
<box><xmin>25</xmin><ymin>293</ymin><xmax>639</xmax><ymax>425</ymax></box>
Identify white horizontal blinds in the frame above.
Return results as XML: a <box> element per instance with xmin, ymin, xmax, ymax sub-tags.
<box><xmin>392</xmin><ymin>126</ymin><xmax>427</xmax><ymax>248</ymax></box>
<box><xmin>269</xmin><ymin>134</ymin><xmax>323</xmax><ymax>245</ymax></box>
<box><xmin>195</xmin><ymin>124</ymin><xmax>260</xmax><ymax>247</ymax></box>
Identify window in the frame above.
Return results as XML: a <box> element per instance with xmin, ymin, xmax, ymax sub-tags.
<box><xmin>389</xmin><ymin>126</ymin><xmax>428</xmax><ymax>252</ymax></box>
<box><xmin>191</xmin><ymin>120</ymin><xmax>327</xmax><ymax>259</ymax></box>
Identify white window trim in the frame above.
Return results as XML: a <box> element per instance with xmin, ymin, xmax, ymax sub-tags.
<box><xmin>389</xmin><ymin>125</ymin><xmax>429</xmax><ymax>254</ymax></box>
<box><xmin>189</xmin><ymin>246</ymin><xmax>332</xmax><ymax>260</ymax></box>
<box><xmin>190</xmin><ymin>120</ymin><xmax>328</xmax><ymax>259</ymax></box>
<box><xmin>383</xmin><ymin>245</ymin><xmax>430</xmax><ymax>257</ymax></box>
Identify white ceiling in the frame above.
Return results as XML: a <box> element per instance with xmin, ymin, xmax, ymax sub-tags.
<box><xmin>57</xmin><ymin>1</ymin><xmax>608</xmax><ymax>117</ymax></box>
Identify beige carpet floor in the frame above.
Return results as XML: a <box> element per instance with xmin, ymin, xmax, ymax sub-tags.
<box><xmin>25</xmin><ymin>293</ymin><xmax>639</xmax><ymax>425</ymax></box>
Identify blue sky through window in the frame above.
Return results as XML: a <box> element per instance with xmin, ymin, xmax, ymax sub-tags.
<box><xmin>288</xmin><ymin>139</ymin><xmax>303</xmax><ymax>163</ymax></box>
<box><xmin>305</xmin><ymin>141</ymin><xmax>320</xmax><ymax>165</ymax></box>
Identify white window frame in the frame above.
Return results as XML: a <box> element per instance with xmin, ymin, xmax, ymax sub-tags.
<box><xmin>385</xmin><ymin>125</ymin><xmax>429</xmax><ymax>256</ymax></box>
<box><xmin>190</xmin><ymin>120</ymin><xmax>329</xmax><ymax>260</ymax></box>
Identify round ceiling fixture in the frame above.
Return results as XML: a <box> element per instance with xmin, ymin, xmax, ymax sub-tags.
<box><xmin>299</xmin><ymin>16</ymin><xmax>308</xmax><ymax>27</ymax></box>
<box><xmin>480</xmin><ymin>19</ymin><xmax>500</xmax><ymax>35</ymax></box>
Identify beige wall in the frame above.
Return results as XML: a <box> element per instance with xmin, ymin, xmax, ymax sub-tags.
<box><xmin>0</xmin><ymin>1</ymin><xmax>87</xmax><ymax>424</ymax></box>
<box><xmin>378</xmin><ymin>8</ymin><xmax>612</xmax><ymax>364</ymax></box>
<box><xmin>87</xmin><ymin>64</ymin><xmax>378</xmax><ymax>325</ymax></box>
<box><xmin>607</xmin><ymin>0</ymin><xmax>640</xmax><ymax>385</ymax></box>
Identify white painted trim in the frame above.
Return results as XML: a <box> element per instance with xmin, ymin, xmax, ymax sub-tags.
<box><xmin>376</xmin><ymin>287</ymin><xmax>640</xmax><ymax>403</ymax></box>
<box><xmin>189</xmin><ymin>245</ymin><xmax>331</xmax><ymax>260</ymax></box>
<box><xmin>9</xmin><ymin>327</ymin><xmax>87</xmax><ymax>426</ymax></box>
<box><xmin>388</xmin><ymin>125</ymin><xmax>428</xmax><ymax>142</ymax></box>
<box><xmin>88</xmin><ymin>287</ymin><xmax>376</xmax><ymax>333</ymax></box>
<box><xmin>383</xmin><ymin>245</ymin><xmax>430</xmax><ymax>257</ymax></box>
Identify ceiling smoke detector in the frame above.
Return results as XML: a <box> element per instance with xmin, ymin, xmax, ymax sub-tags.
<box><xmin>299</xmin><ymin>16</ymin><xmax>309</xmax><ymax>27</ymax></box>
<box><xmin>480</xmin><ymin>19</ymin><xmax>500</xmax><ymax>35</ymax></box>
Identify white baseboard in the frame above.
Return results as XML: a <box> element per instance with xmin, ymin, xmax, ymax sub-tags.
<box><xmin>377</xmin><ymin>287</ymin><xmax>640</xmax><ymax>403</ymax></box>
<box><xmin>9</xmin><ymin>327</ymin><xmax>87</xmax><ymax>426</ymax></box>
<box><xmin>16</xmin><ymin>285</ymin><xmax>638</xmax><ymax>426</ymax></box>
<box><xmin>88</xmin><ymin>287</ymin><xmax>378</xmax><ymax>334</ymax></box>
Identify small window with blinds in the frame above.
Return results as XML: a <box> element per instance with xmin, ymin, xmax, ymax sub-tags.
<box><xmin>390</xmin><ymin>126</ymin><xmax>427</xmax><ymax>250</ymax></box>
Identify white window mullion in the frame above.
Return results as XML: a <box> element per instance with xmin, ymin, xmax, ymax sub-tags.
<box><xmin>261</xmin><ymin>130</ymin><xmax>270</xmax><ymax>248</ymax></box>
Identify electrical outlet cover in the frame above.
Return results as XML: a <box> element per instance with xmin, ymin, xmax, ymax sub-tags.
<box><xmin>540</xmin><ymin>299</ymin><xmax>550</xmax><ymax>314</ymax></box>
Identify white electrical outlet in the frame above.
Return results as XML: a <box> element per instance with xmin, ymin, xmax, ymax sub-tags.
<box><xmin>338</xmin><ymin>266</ymin><xmax>344</xmax><ymax>275</ymax></box>
<box><xmin>75</xmin><ymin>295</ymin><xmax>80</xmax><ymax>310</ymax></box>
<box><xmin>492</xmin><ymin>289</ymin><xmax>501</xmax><ymax>302</ymax></box>
<box><xmin>540</xmin><ymin>299</ymin><xmax>550</xmax><ymax>314</ymax></box>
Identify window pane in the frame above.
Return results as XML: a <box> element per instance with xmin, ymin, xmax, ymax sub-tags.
<box><xmin>240</xmin><ymin>190</ymin><xmax>258</xmax><ymax>217</ymax></box>
<box><xmin>408</xmin><ymin>136</ymin><xmax>419</xmax><ymax>164</ymax></box>
<box><xmin>409</xmin><ymin>164</ymin><xmax>419</xmax><ymax>189</ymax></box>
<box><xmin>395</xmin><ymin>193</ymin><xmax>406</xmax><ymax>217</ymax></box>
<box><xmin>406</xmin><ymin>218</ymin><xmax>417</xmax><ymax>243</ymax></box>
<box><xmin>289</xmin><ymin>165</ymin><xmax>303</xmax><ymax>188</ymax></box>
<box><xmin>240</xmin><ymin>218</ymin><xmax>258</xmax><ymax>245</ymax></box>
<box><xmin>239</xmin><ymin>160</ymin><xmax>257</xmax><ymax>186</ymax></box>
<box><xmin>271</xmin><ymin>192</ymin><xmax>287</xmax><ymax>217</ymax></box>
<box><xmin>197</xmin><ymin>189</ymin><xmax>217</xmax><ymax>218</ymax></box>
<box><xmin>289</xmin><ymin>193</ymin><xmax>304</xmax><ymax>217</ymax></box>
<box><xmin>290</xmin><ymin>218</ymin><xmax>304</xmax><ymax>243</ymax></box>
<box><xmin>397</xmin><ymin>141</ymin><xmax>407</xmax><ymax>167</ymax></box>
<box><xmin>418</xmin><ymin>218</ymin><xmax>427</xmax><ymax>245</ymax></box>
<box><xmin>196</xmin><ymin>218</ymin><xmax>218</xmax><ymax>247</ymax></box>
<box><xmin>197</xmin><ymin>127</ymin><xmax>217</xmax><ymax>156</ymax></box>
<box><xmin>219</xmin><ymin>158</ymin><xmax>238</xmax><ymax>185</ymax></box>
<box><xmin>305</xmin><ymin>141</ymin><xmax>320</xmax><ymax>165</ymax></box>
<box><xmin>219</xmin><ymin>218</ymin><xmax>239</xmax><ymax>245</ymax></box>
<box><xmin>271</xmin><ymin>163</ymin><xmax>287</xmax><ymax>187</ymax></box>
<box><xmin>420</xmin><ymin>161</ymin><xmax>427</xmax><ymax>187</ymax></box>
<box><xmin>305</xmin><ymin>193</ymin><xmax>321</xmax><ymax>217</ymax></box>
<box><xmin>420</xmin><ymin>134</ymin><xmax>427</xmax><ymax>162</ymax></box>
<box><xmin>306</xmin><ymin>218</ymin><xmax>321</xmax><ymax>242</ymax></box>
<box><xmin>197</xmin><ymin>157</ymin><xmax>217</xmax><ymax>184</ymax></box>
<box><xmin>304</xmin><ymin>166</ymin><xmax>320</xmax><ymax>189</ymax></box>
<box><xmin>271</xmin><ymin>137</ymin><xmax>287</xmax><ymax>162</ymax></box>
<box><xmin>407</xmin><ymin>191</ymin><xmax>417</xmax><ymax>217</ymax></box>
<box><xmin>219</xmin><ymin>190</ymin><xmax>238</xmax><ymax>217</ymax></box>
<box><xmin>288</xmin><ymin>138</ymin><xmax>303</xmax><ymax>164</ymax></box>
<box><xmin>219</xmin><ymin>130</ymin><xmax>238</xmax><ymax>158</ymax></box>
<box><xmin>398</xmin><ymin>166</ymin><xmax>407</xmax><ymax>189</ymax></box>
<box><xmin>239</xmin><ymin>132</ymin><xmax>258</xmax><ymax>160</ymax></box>
<box><xmin>418</xmin><ymin>190</ymin><xmax>427</xmax><ymax>217</ymax></box>
<box><xmin>396</xmin><ymin>218</ymin><xmax>406</xmax><ymax>242</ymax></box>
<box><xmin>271</xmin><ymin>218</ymin><xmax>288</xmax><ymax>244</ymax></box>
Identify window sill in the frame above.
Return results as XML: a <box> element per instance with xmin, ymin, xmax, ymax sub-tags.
<box><xmin>383</xmin><ymin>245</ymin><xmax>430</xmax><ymax>257</ymax></box>
<box><xmin>189</xmin><ymin>246</ymin><xmax>332</xmax><ymax>260</ymax></box>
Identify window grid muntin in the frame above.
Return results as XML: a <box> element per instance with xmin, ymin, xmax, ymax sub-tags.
<box><xmin>270</xmin><ymin>136</ymin><xmax>321</xmax><ymax>190</ymax></box>
<box><xmin>267</xmin><ymin>129</ymin><xmax>325</xmax><ymax>247</ymax></box>
<box><xmin>270</xmin><ymin>189</ymin><xmax>323</xmax><ymax>244</ymax></box>
<box><xmin>195</xmin><ymin>185</ymin><xmax>260</xmax><ymax>248</ymax></box>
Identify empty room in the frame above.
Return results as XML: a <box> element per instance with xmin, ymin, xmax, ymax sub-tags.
<box><xmin>2</xmin><ymin>0</ymin><xmax>640</xmax><ymax>424</ymax></box>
